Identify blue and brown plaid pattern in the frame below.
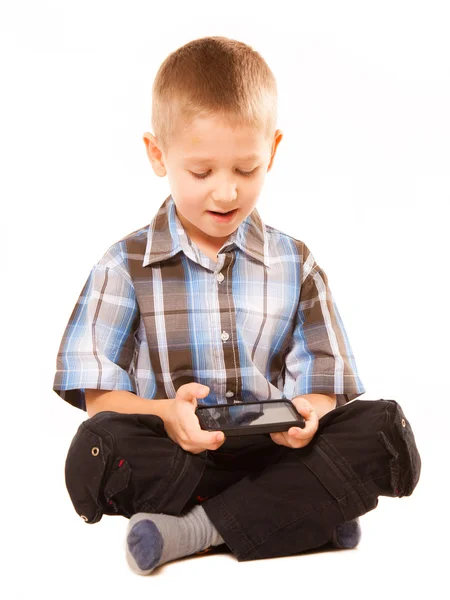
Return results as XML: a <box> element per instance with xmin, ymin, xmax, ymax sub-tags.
<box><xmin>53</xmin><ymin>194</ymin><xmax>365</xmax><ymax>411</ymax></box>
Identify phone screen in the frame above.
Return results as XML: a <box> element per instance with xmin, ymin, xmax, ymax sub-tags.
<box><xmin>198</xmin><ymin>401</ymin><xmax>299</xmax><ymax>430</ymax></box>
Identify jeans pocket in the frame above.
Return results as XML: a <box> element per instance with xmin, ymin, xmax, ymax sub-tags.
<box><xmin>378</xmin><ymin>430</ymin><xmax>401</xmax><ymax>497</ymax></box>
<box><xmin>380</xmin><ymin>400</ymin><xmax>422</xmax><ymax>497</ymax></box>
<box><xmin>103</xmin><ymin>457</ymin><xmax>132</xmax><ymax>517</ymax></box>
<box><xmin>300</xmin><ymin>436</ymin><xmax>379</xmax><ymax>523</ymax></box>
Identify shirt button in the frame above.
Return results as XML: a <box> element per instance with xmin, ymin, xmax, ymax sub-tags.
<box><xmin>221</xmin><ymin>331</ymin><xmax>229</xmax><ymax>342</ymax></box>
<box><xmin>225</xmin><ymin>390</ymin><xmax>234</xmax><ymax>398</ymax></box>
<box><xmin>217</xmin><ymin>273</ymin><xmax>224</xmax><ymax>283</ymax></box>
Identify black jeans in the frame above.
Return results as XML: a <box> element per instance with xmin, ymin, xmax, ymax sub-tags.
<box><xmin>64</xmin><ymin>398</ymin><xmax>421</xmax><ymax>562</ymax></box>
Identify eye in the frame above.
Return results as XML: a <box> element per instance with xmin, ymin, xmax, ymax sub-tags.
<box><xmin>191</xmin><ymin>168</ymin><xmax>257</xmax><ymax>180</ymax></box>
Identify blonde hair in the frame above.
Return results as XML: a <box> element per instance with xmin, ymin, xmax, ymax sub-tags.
<box><xmin>151</xmin><ymin>36</ymin><xmax>278</xmax><ymax>154</ymax></box>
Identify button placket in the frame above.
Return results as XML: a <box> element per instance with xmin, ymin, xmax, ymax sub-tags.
<box><xmin>217</xmin><ymin>252</ymin><xmax>238</xmax><ymax>404</ymax></box>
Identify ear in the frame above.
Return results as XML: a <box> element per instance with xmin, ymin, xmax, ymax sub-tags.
<box><xmin>267</xmin><ymin>129</ymin><xmax>283</xmax><ymax>172</ymax></box>
<box><xmin>143</xmin><ymin>132</ymin><xmax>167</xmax><ymax>177</ymax></box>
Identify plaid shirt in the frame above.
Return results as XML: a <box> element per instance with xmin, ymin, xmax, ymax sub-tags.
<box><xmin>52</xmin><ymin>194</ymin><xmax>365</xmax><ymax>411</ymax></box>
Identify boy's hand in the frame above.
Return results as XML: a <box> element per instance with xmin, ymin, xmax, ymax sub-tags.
<box><xmin>163</xmin><ymin>383</ymin><xmax>226</xmax><ymax>454</ymax></box>
<box><xmin>269</xmin><ymin>397</ymin><xmax>319</xmax><ymax>449</ymax></box>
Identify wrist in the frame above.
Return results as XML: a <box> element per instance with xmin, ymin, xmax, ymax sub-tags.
<box><xmin>154</xmin><ymin>398</ymin><xmax>174</xmax><ymax>423</ymax></box>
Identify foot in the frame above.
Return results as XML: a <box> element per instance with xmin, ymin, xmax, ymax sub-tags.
<box><xmin>330</xmin><ymin>518</ymin><xmax>362</xmax><ymax>549</ymax></box>
<box><xmin>125</xmin><ymin>504</ymin><xmax>225</xmax><ymax>575</ymax></box>
<box><xmin>126</xmin><ymin>518</ymin><xmax>164</xmax><ymax>574</ymax></box>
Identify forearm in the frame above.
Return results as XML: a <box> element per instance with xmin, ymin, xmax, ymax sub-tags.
<box><xmin>294</xmin><ymin>393</ymin><xmax>337</xmax><ymax>419</ymax></box>
<box><xmin>85</xmin><ymin>389</ymin><xmax>173</xmax><ymax>420</ymax></box>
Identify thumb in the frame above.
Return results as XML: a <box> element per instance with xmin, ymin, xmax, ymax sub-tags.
<box><xmin>292</xmin><ymin>397</ymin><xmax>313</xmax><ymax>418</ymax></box>
<box><xmin>298</xmin><ymin>405</ymin><xmax>312</xmax><ymax>416</ymax></box>
<box><xmin>176</xmin><ymin>382</ymin><xmax>210</xmax><ymax>402</ymax></box>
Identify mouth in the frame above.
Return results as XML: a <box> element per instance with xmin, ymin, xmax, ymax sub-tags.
<box><xmin>207</xmin><ymin>208</ymin><xmax>238</xmax><ymax>222</ymax></box>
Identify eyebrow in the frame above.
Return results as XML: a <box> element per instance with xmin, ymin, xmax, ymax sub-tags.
<box><xmin>185</xmin><ymin>153</ymin><xmax>261</xmax><ymax>164</ymax></box>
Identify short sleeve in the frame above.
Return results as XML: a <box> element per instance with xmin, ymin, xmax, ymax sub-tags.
<box><xmin>282</xmin><ymin>245</ymin><xmax>365</xmax><ymax>407</ymax></box>
<box><xmin>52</xmin><ymin>262</ymin><xmax>140</xmax><ymax>411</ymax></box>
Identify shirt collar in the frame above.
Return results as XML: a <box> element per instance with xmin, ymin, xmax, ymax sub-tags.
<box><xmin>142</xmin><ymin>194</ymin><xmax>270</xmax><ymax>269</ymax></box>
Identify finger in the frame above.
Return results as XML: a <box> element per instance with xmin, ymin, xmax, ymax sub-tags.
<box><xmin>303</xmin><ymin>407</ymin><xmax>319</xmax><ymax>432</ymax></box>
<box><xmin>270</xmin><ymin>429</ymin><xmax>307</xmax><ymax>449</ymax></box>
<box><xmin>186</xmin><ymin>426</ymin><xmax>225</xmax><ymax>450</ymax></box>
<box><xmin>176</xmin><ymin>382</ymin><xmax>210</xmax><ymax>402</ymax></box>
<box><xmin>189</xmin><ymin>432</ymin><xmax>226</xmax><ymax>454</ymax></box>
<box><xmin>280</xmin><ymin>429</ymin><xmax>307</xmax><ymax>448</ymax></box>
<box><xmin>289</xmin><ymin>398</ymin><xmax>313</xmax><ymax>428</ymax></box>
<box><xmin>201</xmin><ymin>431</ymin><xmax>226</xmax><ymax>451</ymax></box>
<box><xmin>192</xmin><ymin>406</ymin><xmax>224</xmax><ymax>441</ymax></box>
<box><xmin>292</xmin><ymin>401</ymin><xmax>313</xmax><ymax>420</ymax></box>
<box><xmin>183</xmin><ymin>436</ymin><xmax>224</xmax><ymax>454</ymax></box>
<box><xmin>287</xmin><ymin>418</ymin><xmax>317</xmax><ymax>445</ymax></box>
<box><xmin>287</xmin><ymin>398</ymin><xmax>319</xmax><ymax>443</ymax></box>
<box><xmin>291</xmin><ymin>396</ymin><xmax>311</xmax><ymax>411</ymax></box>
<box><xmin>269</xmin><ymin>431</ymin><xmax>282</xmax><ymax>444</ymax></box>
<box><xmin>292</xmin><ymin>399</ymin><xmax>319</xmax><ymax>426</ymax></box>
<box><xmin>289</xmin><ymin>417</ymin><xmax>317</xmax><ymax>440</ymax></box>
<box><xmin>269</xmin><ymin>431</ymin><xmax>290</xmax><ymax>447</ymax></box>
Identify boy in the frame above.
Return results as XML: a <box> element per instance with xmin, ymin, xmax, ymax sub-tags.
<box><xmin>53</xmin><ymin>36</ymin><xmax>421</xmax><ymax>575</ymax></box>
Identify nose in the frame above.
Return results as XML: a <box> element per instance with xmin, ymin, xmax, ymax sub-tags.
<box><xmin>211</xmin><ymin>178</ymin><xmax>238</xmax><ymax>204</ymax></box>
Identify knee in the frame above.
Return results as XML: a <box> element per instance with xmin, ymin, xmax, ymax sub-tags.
<box><xmin>330</xmin><ymin>398</ymin><xmax>421</xmax><ymax>498</ymax></box>
<box><xmin>319</xmin><ymin>398</ymin><xmax>394</xmax><ymax>434</ymax></box>
<box><xmin>84</xmin><ymin>409</ymin><xmax>166</xmax><ymax>438</ymax></box>
<box><xmin>64</xmin><ymin>412</ymin><xmax>147</xmax><ymax>524</ymax></box>
<box><xmin>64</xmin><ymin>410</ymin><xmax>179</xmax><ymax>524</ymax></box>
<box><xmin>64</xmin><ymin>417</ymin><xmax>116</xmax><ymax>524</ymax></box>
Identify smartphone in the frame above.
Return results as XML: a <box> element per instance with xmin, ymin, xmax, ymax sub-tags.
<box><xmin>195</xmin><ymin>399</ymin><xmax>306</xmax><ymax>437</ymax></box>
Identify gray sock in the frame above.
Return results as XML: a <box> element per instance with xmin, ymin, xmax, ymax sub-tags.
<box><xmin>125</xmin><ymin>504</ymin><xmax>225</xmax><ymax>575</ymax></box>
<box><xmin>330</xmin><ymin>518</ymin><xmax>362</xmax><ymax>549</ymax></box>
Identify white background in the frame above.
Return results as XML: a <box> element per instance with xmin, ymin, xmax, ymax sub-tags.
<box><xmin>2</xmin><ymin>1</ymin><xmax>449</xmax><ymax>598</ymax></box>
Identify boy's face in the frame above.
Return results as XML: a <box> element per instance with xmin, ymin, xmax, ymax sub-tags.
<box><xmin>143</xmin><ymin>114</ymin><xmax>283</xmax><ymax>251</ymax></box>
